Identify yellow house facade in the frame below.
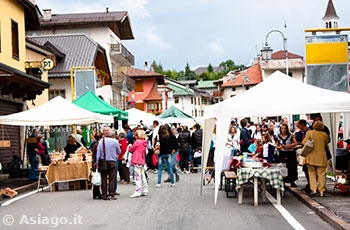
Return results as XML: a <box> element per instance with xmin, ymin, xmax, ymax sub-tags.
<box><xmin>25</xmin><ymin>42</ymin><xmax>54</xmax><ymax>108</ymax></box>
<box><xmin>0</xmin><ymin>0</ymin><xmax>50</xmax><ymax>167</ymax></box>
<box><xmin>0</xmin><ymin>0</ymin><xmax>26</xmax><ymax>70</ymax></box>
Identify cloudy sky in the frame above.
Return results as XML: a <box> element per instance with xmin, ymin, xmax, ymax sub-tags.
<box><xmin>34</xmin><ymin>0</ymin><xmax>350</xmax><ymax>71</ymax></box>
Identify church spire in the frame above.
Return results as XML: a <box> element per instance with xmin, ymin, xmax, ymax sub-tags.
<box><xmin>322</xmin><ymin>0</ymin><xmax>339</xmax><ymax>28</ymax></box>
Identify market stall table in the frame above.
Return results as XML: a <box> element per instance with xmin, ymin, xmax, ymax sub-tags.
<box><xmin>45</xmin><ymin>161</ymin><xmax>91</xmax><ymax>191</ymax></box>
<box><xmin>236</xmin><ymin>167</ymin><xmax>284</xmax><ymax>206</ymax></box>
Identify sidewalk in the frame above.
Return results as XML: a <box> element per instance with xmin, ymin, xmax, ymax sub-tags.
<box><xmin>0</xmin><ymin>175</ymin><xmax>37</xmax><ymax>204</ymax></box>
<box><xmin>287</xmin><ymin>167</ymin><xmax>350</xmax><ymax>230</ymax></box>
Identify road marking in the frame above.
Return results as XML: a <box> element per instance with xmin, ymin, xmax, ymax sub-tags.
<box><xmin>1</xmin><ymin>190</ymin><xmax>38</xmax><ymax>207</ymax></box>
<box><xmin>266</xmin><ymin>191</ymin><xmax>306</xmax><ymax>230</ymax></box>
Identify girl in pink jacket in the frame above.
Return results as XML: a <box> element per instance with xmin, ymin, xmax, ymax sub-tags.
<box><xmin>129</xmin><ymin>130</ymin><xmax>149</xmax><ymax>198</ymax></box>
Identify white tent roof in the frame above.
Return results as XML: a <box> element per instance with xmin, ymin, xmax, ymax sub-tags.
<box><xmin>205</xmin><ymin>70</ymin><xmax>350</xmax><ymax>119</ymax></box>
<box><xmin>203</xmin><ymin>71</ymin><xmax>350</xmax><ymax>207</ymax></box>
<box><xmin>126</xmin><ymin>108</ymin><xmax>161</xmax><ymax>128</ymax></box>
<box><xmin>0</xmin><ymin>96</ymin><xmax>113</xmax><ymax>126</ymax></box>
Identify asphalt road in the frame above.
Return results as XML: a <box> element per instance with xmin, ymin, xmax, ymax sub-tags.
<box><xmin>0</xmin><ymin>171</ymin><xmax>334</xmax><ymax>230</ymax></box>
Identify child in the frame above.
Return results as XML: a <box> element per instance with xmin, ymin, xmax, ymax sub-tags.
<box><xmin>262</xmin><ymin>132</ymin><xmax>275</xmax><ymax>163</ymax></box>
<box><xmin>251</xmin><ymin>139</ymin><xmax>263</xmax><ymax>159</ymax></box>
<box><xmin>128</xmin><ymin>130</ymin><xmax>149</xmax><ymax>198</ymax></box>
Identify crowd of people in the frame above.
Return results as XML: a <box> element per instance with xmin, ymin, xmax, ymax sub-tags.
<box><xmin>85</xmin><ymin>119</ymin><xmax>206</xmax><ymax>200</ymax></box>
<box><xmin>25</xmin><ymin>112</ymin><xmax>334</xmax><ymax>200</ymax></box>
<box><xmin>212</xmin><ymin>113</ymin><xmax>332</xmax><ymax>197</ymax></box>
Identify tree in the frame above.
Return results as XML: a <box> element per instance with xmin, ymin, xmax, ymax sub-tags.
<box><xmin>164</xmin><ymin>69</ymin><xmax>179</xmax><ymax>80</ymax></box>
<box><xmin>151</xmin><ymin>60</ymin><xmax>163</xmax><ymax>73</ymax></box>
<box><xmin>207</xmin><ymin>64</ymin><xmax>214</xmax><ymax>73</ymax></box>
<box><xmin>184</xmin><ymin>63</ymin><xmax>196</xmax><ymax>80</ymax></box>
<box><xmin>219</xmin><ymin>59</ymin><xmax>237</xmax><ymax>74</ymax></box>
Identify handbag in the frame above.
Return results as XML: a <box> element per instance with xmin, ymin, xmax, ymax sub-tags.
<box><xmin>154</xmin><ymin>135</ymin><xmax>160</xmax><ymax>155</ymax></box>
<box><xmin>300</xmin><ymin>131</ymin><xmax>314</xmax><ymax>157</ymax></box>
<box><xmin>93</xmin><ymin>169</ymin><xmax>102</xmax><ymax>186</ymax></box>
<box><xmin>98</xmin><ymin>138</ymin><xmax>108</xmax><ymax>172</ymax></box>
<box><xmin>297</xmin><ymin>155</ymin><xmax>305</xmax><ymax>166</ymax></box>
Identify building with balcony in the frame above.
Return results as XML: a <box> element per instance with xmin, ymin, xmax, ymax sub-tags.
<box><xmin>27</xmin><ymin>7</ymin><xmax>135</xmax><ymax>109</ymax></box>
<box><xmin>119</xmin><ymin>66</ymin><xmax>164</xmax><ymax>114</ymax></box>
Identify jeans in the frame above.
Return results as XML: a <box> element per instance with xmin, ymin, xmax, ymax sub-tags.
<box><xmin>171</xmin><ymin>151</ymin><xmax>179</xmax><ymax>174</ymax></box>
<box><xmin>28</xmin><ymin>152</ymin><xmax>38</xmax><ymax>170</ymax></box>
<box><xmin>158</xmin><ymin>154</ymin><xmax>174</xmax><ymax>184</ymax></box>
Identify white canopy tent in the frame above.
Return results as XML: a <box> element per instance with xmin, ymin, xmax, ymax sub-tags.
<box><xmin>202</xmin><ymin>71</ymin><xmax>350</xmax><ymax>207</ymax></box>
<box><xmin>0</xmin><ymin>96</ymin><xmax>113</xmax><ymax>126</ymax></box>
<box><xmin>126</xmin><ymin>108</ymin><xmax>162</xmax><ymax>128</ymax></box>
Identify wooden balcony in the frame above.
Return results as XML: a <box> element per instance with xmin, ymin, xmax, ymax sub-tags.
<box><xmin>110</xmin><ymin>43</ymin><xmax>135</xmax><ymax>66</ymax></box>
<box><xmin>212</xmin><ymin>91</ymin><xmax>223</xmax><ymax>98</ymax></box>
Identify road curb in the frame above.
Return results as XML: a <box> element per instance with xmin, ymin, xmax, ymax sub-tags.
<box><xmin>287</xmin><ymin>187</ymin><xmax>350</xmax><ymax>230</ymax></box>
<box><xmin>0</xmin><ymin>182</ymin><xmax>37</xmax><ymax>205</ymax></box>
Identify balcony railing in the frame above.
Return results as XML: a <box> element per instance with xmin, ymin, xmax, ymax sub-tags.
<box><xmin>110</xmin><ymin>43</ymin><xmax>135</xmax><ymax>66</ymax></box>
<box><xmin>212</xmin><ymin>91</ymin><xmax>223</xmax><ymax>98</ymax></box>
<box><xmin>112</xmin><ymin>71</ymin><xmax>135</xmax><ymax>90</ymax></box>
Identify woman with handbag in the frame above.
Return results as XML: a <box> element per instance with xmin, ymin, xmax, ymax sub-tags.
<box><xmin>276</xmin><ymin>123</ymin><xmax>298</xmax><ymax>187</ymax></box>
<box><xmin>301</xmin><ymin>121</ymin><xmax>329</xmax><ymax>197</ymax></box>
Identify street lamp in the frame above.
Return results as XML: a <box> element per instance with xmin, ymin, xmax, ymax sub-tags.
<box><xmin>120</xmin><ymin>80</ymin><xmax>128</xmax><ymax>110</ymax></box>
<box><xmin>261</xmin><ymin>29</ymin><xmax>288</xmax><ymax>75</ymax></box>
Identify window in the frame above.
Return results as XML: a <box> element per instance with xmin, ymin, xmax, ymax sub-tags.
<box><xmin>135</xmin><ymin>79</ymin><xmax>143</xmax><ymax>92</ymax></box>
<box><xmin>197</xmin><ymin>98</ymin><xmax>200</xmax><ymax>105</ymax></box>
<box><xmin>232</xmin><ymin>87</ymin><xmax>236</xmax><ymax>91</ymax></box>
<box><xmin>11</xmin><ymin>20</ymin><xmax>19</xmax><ymax>60</ymax></box>
<box><xmin>136</xmin><ymin>102</ymin><xmax>144</xmax><ymax>110</ymax></box>
<box><xmin>49</xmin><ymin>89</ymin><xmax>65</xmax><ymax>100</ymax></box>
<box><xmin>191</xmin><ymin>97</ymin><xmax>193</xmax><ymax>104</ymax></box>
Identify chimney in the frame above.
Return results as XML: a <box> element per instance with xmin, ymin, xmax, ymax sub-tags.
<box><xmin>43</xmin><ymin>9</ymin><xmax>52</xmax><ymax>21</ymax></box>
<box><xmin>106</xmin><ymin>7</ymin><xmax>109</xmax><ymax>13</ymax></box>
<box><xmin>144</xmin><ymin>61</ymin><xmax>148</xmax><ymax>71</ymax></box>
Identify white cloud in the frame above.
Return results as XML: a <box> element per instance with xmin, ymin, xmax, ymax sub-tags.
<box><xmin>208</xmin><ymin>39</ymin><xmax>224</xmax><ymax>55</ymax></box>
<box><xmin>117</xmin><ymin>0</ymin><xmax>151</xmax><ymax>18</ymax></box>
<box><xmin>145</xmin><ymin>28</ymin><xmax>175</xmax><ymax>50</ymax></box>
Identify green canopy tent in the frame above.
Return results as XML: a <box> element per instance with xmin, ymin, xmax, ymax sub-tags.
<box><xmin>158</xmin><ymin>105</ymin><xmax>196</xmax><ymax>125</ymax></box>
<box><xmin>73</xmin><ymin>91</ymin><xmax>128</xmax><ymax>120</ymax></box>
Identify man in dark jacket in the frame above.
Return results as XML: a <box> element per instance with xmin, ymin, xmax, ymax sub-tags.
<box><xmin>191</xmin><ymin>123</ymin><xmax>203</xmax><ymax>151</ymax></box>
<box><xmin>27</xmin><ymin>128</ymin><xmax>39</xmax><ymax>170</ymax></box>
<box><xmin>191</xmin><ymin>123</ymin><xmax>203</xmax><ymax>171</ymax></box>
<box><xmin>178</xmin><ymin>126</ymin><xmax>191</xmax><ymax>173</ymax></box>
<box><xmin>240</xmin><ymin>119</ymin><xmax>251</xmax><ymax>153</ymax></box>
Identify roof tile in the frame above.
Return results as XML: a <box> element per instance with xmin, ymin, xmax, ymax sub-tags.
<box><xmin>221</xmin><ymin>63</ymin><xmax>262</xmax><ymax>87</ymax></box>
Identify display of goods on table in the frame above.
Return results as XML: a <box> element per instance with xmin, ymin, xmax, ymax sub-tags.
<box><xmin>49</xmin><ymin>148</ymin><xmax>92</xmax><ymax>164</ymax></box>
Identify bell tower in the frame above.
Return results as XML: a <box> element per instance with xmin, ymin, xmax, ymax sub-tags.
<box><xmin>322</xmin><ymin>0</ymin><xmax>339</xmax><ymax>29</ymax></box>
